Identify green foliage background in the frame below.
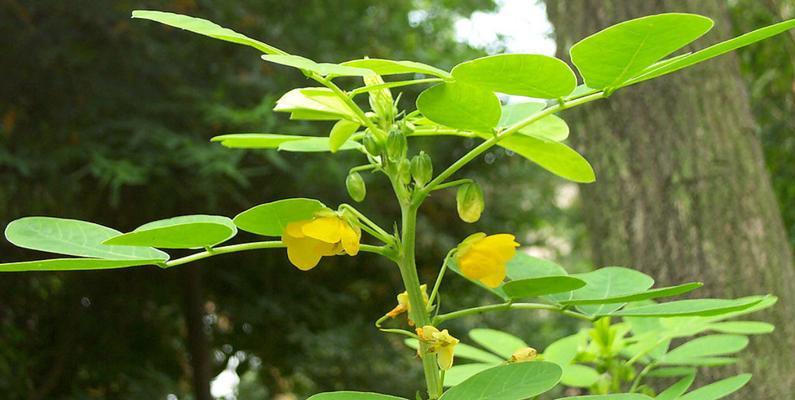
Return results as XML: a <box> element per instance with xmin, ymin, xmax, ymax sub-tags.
<box><xmin>1</xmin><ymin>1</ymin><xmax>791</xmax><ymax>399</ymax></box>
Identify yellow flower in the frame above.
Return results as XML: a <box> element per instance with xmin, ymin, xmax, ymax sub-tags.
<box><xmin>386</xmin><ymin>284</ymin><xmax>429</xmax><ymax>323</ymax></box>
<box><xmin>455</xmin><ymin>233</ymin><xmax>519</xmax><ymax>288</ymax></box>
<box><xmin>510</xmin><ymin>347</ymin><xmax>538</xmax><ymax>363</ymax></box>
<box><xmin>416</xmin><ymin>325</ymin><xmax>459</xmax><ymax>370</ymax></box>
<box><xmin>281</xmin><ymin>215</ymin><xmax>361</xmax><ymax>270</ymax></box>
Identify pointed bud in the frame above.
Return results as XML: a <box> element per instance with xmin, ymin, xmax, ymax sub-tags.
<box><xmin>398</xmin><ymin>159</ymin><xmax>412</xmax><ymax>186</ymax></box>
<box><xmin>410</xmin><ymin>151</ymin><xmax>433</xmax><ymax>187</ymax></box>
<box><xmin>386</xmin><ymin>128</ymin><xmax>407</xmax><ymax>161</ymax></box>
<box><xmin>346</xmin><ymin>172</ymin><xmax>367</xmax><ymax>202</ymax></box>
<box><xmin>456</xmin><ymin>181</ymin><xmax>484</xmax><ymax>223</ymax></box>
<box><xmin>363</xmin><ymin>73</ymin><xmax>394</xmax><ymax>126</ymax></box>
<box><xmin>362</xmin><ymin>132</ymin><xmax>384</xmax><ymax>156</ymax></box>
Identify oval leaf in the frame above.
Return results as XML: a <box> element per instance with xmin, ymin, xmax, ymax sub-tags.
<box><xmin>417</xmin><ymin>82</ymin><xmax>501</xmax><ymax>132</ymax></box>
<box><xmin>275</xmin><ymin>88</ymin><xmax>359</xmax><ymax>122</ymax></box>
<box><xmin>443</xmin><ymin>364</ymin><xmax>495</xmax><ymax>387</ymax></box>
<box><xmin>0</xmin><ymin>258</ymin><xmax>163</xmax><ymax>272</ymax></box>
<box><xmin>708</xmin><ymin>321</ymin><xmax>774</xmax><ymax>335</ymax></box>
<box><xmin>307</xmin><ymin>392</ymin><xmax>407</xmax><ymax>400</ymax></box>
<box><xmin>503</xmin><ymin>276</ymin><xmax>586</xmax><ymax>299</ymax></box>
<box><xmin>662</xmin><ymin>335</ymin><xmax>749</xmax><ymax>363</ymax></box>
<box><xmin>547</xmin><ymin>267</ymin><xmax>655</xmax><ymax>316</ymax></box>
<box><xmin>488</xmin><ymin>134</ymin><xmax>595</xmax><ymax>183</ymax></box>
<box><xmin>5</xmin><ymin>217</ymin><xmax>168</xmax><ymax>261</ymax></box>
<box><xmin>678</xmin><ymin>374</ymin><xmax>752</xmax><ymax>400</ymax></box>
<box><xmin>570</xmin><ymin>13</ymin><xmax>714</xmax><ymax>89</ymax></box>
<box><xmin>329</xmin><ymin>120</ymin><xmax>361</xmax><ymax>152</ymax></box>
<box><xmin>234</xmin><ymin>198</ymin><xmax>326</xmax><ymax>236</ymax></box>
<box><xmin>609</xmin><ymin>297</ymin><xmax>766</xmax><ymax>318</ymax></box>
<box><xmin>211</xmin><ymin>133</ymin><xmax>309</xmax><ymax>149</ymax></box>
<box><xmin>103</xmin><ymin>215</ymin><xmax>236</xmax><ymax>249</ymax></box>
<box><xmin>453</xmin><ymin>54</ymin><xmax>576</xmax><ymax>98</ymax></box>
<box><xmin>132</xmin><ymin>10</ymin><xmax>282</xmax><ymax>54</ymax></box>
<box><xmin>468</xmin><ymin>329</ymin><xmax>528</xmax><ymax>359</ymax></box>
<box><xmin>559</xmin><ymin>282</ymin><xmax>702</xmax><ymax>306</ymax></box>
<box><xmin>556</xmin><ymin>395</ymin><xmax>653</xmax><ymax>400</ymax></box>
<box><xmin>560</xmin><ymin>364</ymin><xmax>600</xmax><ymax>388</ymax></box>
<box><xmin>278</xmin><ymin>137</ymin><xmax>359</xmax><ymax>152</ymax></box>
<box><xmin>440</xmin><ymin>361</ymin><xmax>561</xmax><ymax>400</ymax></box>
<box><xmin>262</xmin><ymin>54</ymin><xmax>373</xmax><ymax>77</ymax></box>
<box><xmin>342</xmin><ymin>58</ymin><xmax>451</xmax><ymax>78</ymax></box>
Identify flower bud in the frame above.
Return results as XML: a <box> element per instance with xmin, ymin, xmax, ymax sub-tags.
<box><xmin>386</xmin><ymin>128</ymin><xmax>407</xmax><ymax>161</ymax></box>
<box><xmin>398</xmin><ymin>158</ymin><xmax>412</xmax><ymax>186</ymax></box>
<box><xmin>363</xmin><ymin>73</ymin><xmax>394</xmax><ymax>125</ymax></box>
<box><xmin>362</xmin><ymin>132</ymin><xmax>384</xmax><ymax>156</ymax></box>
<box><xmin>510</xmin><ymin>347</ymin><xmax>538</xmax><ymax>363</ymax></box>
<box><xmin>410</xmin><ymin>151</ymin><xmax>433</xmax><ymax>187</ymax></box>
<box><xmin>346</xmin><ymin>172</ymin><xmax>367</xmax><ymax>202</ymax></box>
<box><xmin>456</xmin><ymin>181</ymin><xmax>484</xmax><ymax>223</ymax></box>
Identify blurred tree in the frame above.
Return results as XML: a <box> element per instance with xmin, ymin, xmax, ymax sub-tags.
<box><xmin>545</xmin><ymin>1</ymin><xmax>795</xmax><ymax>398</ymax></box>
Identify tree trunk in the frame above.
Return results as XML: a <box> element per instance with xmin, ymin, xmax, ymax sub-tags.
<box><xmin>545</xmin><ymin>1</ymin><xmax>795</xmax><ymax>398</ymax></box>
<box><xmin>182</xmin><ymin>268</ymin><xmax>213</xmax><ymax>400</ymax></box>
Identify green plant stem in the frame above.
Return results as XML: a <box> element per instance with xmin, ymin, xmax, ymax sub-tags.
<box><xmin>427</xmin><ymin>249</ymin><xmax>454</xmax><ymax>308</ymax></box>
<box><xmin>397</xmin><ymin>203</ymin><xmax>442</xmax><ymax>399</ymax></box>
<box><xmin>162</xmin><ymin>241</ymin><xmax>388</xmax><ymax>268</ymax></box>
<box><xmin>315</xmin><ymin>75</ymin><xmax>384</xmax><ymax>138</ymax></box>
<box><xmin>429</xmin><ymin>179</ymin><xmax>473</xmax><ymax>192</ymax></box>
<box><xmin>432</xmin><ymin>302</ymin><xmax>594</xmax><ymax>325</ymax></box>
<box><xmin>630</xmin><ymin>362</ymin><xmax>656</xmax><ymax>393</ymax></box>
<box><xmin>419</xmin><ymin>91</ymin><xmax>606</xmax><ymax>194</ymax></box>
<box><xmin>339</xmin><ymin>203</ymin><xmax>395</xmax><ymax>245</ymax></box>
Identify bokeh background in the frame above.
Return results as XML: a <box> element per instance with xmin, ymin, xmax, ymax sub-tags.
<box><xmin>1</xmin><ymin>1</ymin><xmax>793</xmax><ymax>399</ymax></box>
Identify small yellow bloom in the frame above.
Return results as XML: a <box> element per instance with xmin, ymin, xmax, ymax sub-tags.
<box><xmin>386</xmin><ymin>284</ymin><xmax>429</xmax><ymax>323</ymax></box>
<box><xmin>281</xmin><ymin>215</ymin><xmax>361</xmax><ymax>270</ymax></box>
<box><xmin>455</xmin><ymin>233</ymin><xmax>519</xmax><ymax>288</ymax></box>
<box><xmin>510</xmin><ymin>347</ymin><xmax>538</xmax><ymax>363</ymax></box>
<box><xmin>416</xmin><ymin>325</ymin><xmax>459</xmax><ymax>370</ymax></box>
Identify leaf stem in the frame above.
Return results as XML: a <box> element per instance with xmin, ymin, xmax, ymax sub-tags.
<box><xmin>339</xmin><ymin>203</ymin><xmax>395</xmax><ymax>245</ymax></box>
<box><xmin>430</xmin><ymin>179</ymin><xmax>472</xmax><ymax>192</ymax></box>
<box><xmin>432</xmin><ymin>302</ymin><xmax>594</xmax><ymax>325</ymax></box>
<box><xmin>427</xmin><ymin>249</ymin><xmax>455</xmax><ymax>308</ymax></box>
<box><xmin>349</xmin><ymin>78</ymin><xmax>443</xmax><ymax>96</ymax></box>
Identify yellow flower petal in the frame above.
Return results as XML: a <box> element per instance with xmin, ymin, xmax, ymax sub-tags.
<box><xmin>455</xmin><ymin>233</ymin><xmax>519</xmax><ymax>288</ymax></box>
<box><xmin>301</xmin><ymin>217</ymin><xmax>343</xmax><ymax>243</ymax></box>
<box><xmin>282</xmin><ymin>234</ymin><xmax>323</xmax><ymax>271</ymax></box>
<box><xmin>340</xmin><ymin>222</ymin><xmax>361</xmax><ymax>255</ymax></box>
<box><xmin>284</xmin><ymin>220</ymin><xmax>309</xmax><ymax>238</ymax></box>
<box><xmin>437</xmin><ymin>344</ymin><xmax>456</xmax><ymax>370</ymax></box>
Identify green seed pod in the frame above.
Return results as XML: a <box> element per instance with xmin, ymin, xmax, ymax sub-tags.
<box><xmin>410</xmin><ymin>151</ymin><xmax>433</xmax><ymax>187</ymax></box>
<box><xmin>362</xmin><ymin>132</ymin><xmax>383</xmax><ymax>156</ymax></box>
<box><xmin>346</xmin><ymin>172</ymin><xmax>367</xmax><ymax>202</ymax></box>
<box><xmin>398</xmin><ymin>159</ymin><xmax>412</xmax><ymax>186</ymax></box>
<box><xmin>363</xmin><ymin>73</ymin><xmax>394</xmax><ymax>125</ymax></box>
<box><xmin>456</xmin><ymin>181</ymin><xmax>485</xmax><ymax>223</ymax></box>
<box><xmin>386</xmin><ymin>128</ymin><xmax>407</xmax><ymax>161</ymax></box>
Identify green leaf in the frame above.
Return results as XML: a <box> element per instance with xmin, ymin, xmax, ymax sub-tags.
<box><xmin>678</xmin><ymin>374</ymin><xmax>752</xmax><ymax>400</ymax></box>
<box><xmin>211</xmin><ymin>134</ymin><xmax>309</xmax><ymax>149</ymax></box>
<box><xmin>656</xmin><ymin>371</ymin><xmax>696</xmax><ymax>400</ymax></box>
<box><xmin>499</xmin><ymin>103</ymin><xmax>569</xmax><ymax>142</ymax></box>
<box><xmin>0</xmin><ymin>258</ymin><xmax>163</xmax><ymax>272</ymax></box>
<box><xmin>329</xmin><ymin>120</ymin><xmax>361</xmax><ymax>152</ymax></box>
<box><xmin>609</xmin><ymin>297</ymin><xmax>765</xmax><ymax>318</ymax></box>
<box><xmin>132</xmin><ymin>10</ymin><xmax>282</xmax><ymax>55</ymax></box>
<box><xmin>234</xmin><ymin>198</ymin><xmax>326</xmax><ymax>236</ymax></box>
<box><xmin>5</xmin><ymin>217</ymin><xmax>168</xmax><ymax>261</ymax></box>
<box><xmin>547</xmin><ymin>267</ymin><xmax>655</xmax><ymax>316</ymax></box>
<box><xmin>570</xmin><ymin>13</ymin><xmax>713</xmax><ymax>89</ymax></box>
<box><xmin>103</xmin><ymin>215</ymin><xmax>236</xmax><ymax>249</ymax></box>
<box><xmin>341</xmin><ymin>58</ymin><xmax>451</xmax><ymax>78</ymax></box>
<box><xmin>543</xmin><ymin>333</ymin><xmax>583</xmax><ymax>365</ymax></box>
<box><xmin>560</xmin><ymin>364</ymin><xmax>600</xmax><ymax>388</ymax></box>
<box><xmin>660</xmin><ymin>357</ymin><xmax>736</xmax><ymax>367</ymax></box>
<box><xmin>708</xmin><ymin>321</ymin><xmax>774</xmax><ymax>335</ymax></box>
<box><xmin>275</xmin><ymin>88</ymin><xmax>359</xmax><ymax>122</ymax></box>
<box><xmin>498</xmin><ymin>102</ymin><xmax>546</xmax><ymax>127</ymax></box>
<box><xmin>626</xmin><ymin>19</ymin><xmax>795</xmax><ymax>86</ymax></box>
<box><xmin>278</xmin><ymin>137</ymin><xmax>359</xmax><ymax>152</ymax></box>
<box><xmin>556</xmin><ymin>395</ymin><xmax>652</xmax><ymax>400</ymax></box>
<box><xmin>559</xmin><ymin>282</ymin><xmax>702</xmax><ymax>305</ymax></box>
<box><xmin>662</xmin><ymin>335</ymin><xmax>748</xmax><ymax>363</ymax></box>
<box><xmin>647</xmin><ymin>367</ymin><xmax>697</xmax><ymax>378</ymax></box>
<box><xmin>452</xmin><ymin>54</ymin><xmax>576</xmax><ymax>98</ymax></box>
<box><xmin>444</xmin><ymin>364</ymin><xmax>495</xmax><ymax>387</ymax></box>
<box><xmin>503</xmin><ymin>276</ymin><xmax>586</xmax><ymax>299</ymax></box>
<box><xmin>262</xmin><ymin>54</ymin><xmax>373</xmax><ymax>77</ymax></box>
<box><xmin>403</xmin><ymin>339</ymin><xmax>503</xmax><ymax>364</ymax></box>
<box><xmin>307</xmin><ymin>392</ymin><xmax>407</xmax><ymax>400</ymax></box>
<box><xmin>506</xmin><ymin>253</ymin><xmax>569</xmax><ymax>280</ymax></box>
<box><xmin>440</xmin><ymin>361</ymin><xmax>561</xmax><ymax>400</ymax></box>
<box><xmin>416</xmin><ymin>82</ymin><xmax>501</xmax><ymax>132</ymax></box>
<box><xmin>487</xmin><ymin>134</ymin><xmax>595</xmax><ymax>183</ymax></box>
<box><xmin>468</xmin><ymin>329</ymin><xmax>528</xmax><ymax>359</ymax></box>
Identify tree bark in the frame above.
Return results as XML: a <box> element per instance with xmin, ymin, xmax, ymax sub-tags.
<box><xmin>182</xmin><ymin>268</ymin><xmax>213</xmax><ymax>400</ymax></box>
<box><xmin>545</xmin><ymin>1</ymin><xmax>795</xmax><ymax>398</ymax></box>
